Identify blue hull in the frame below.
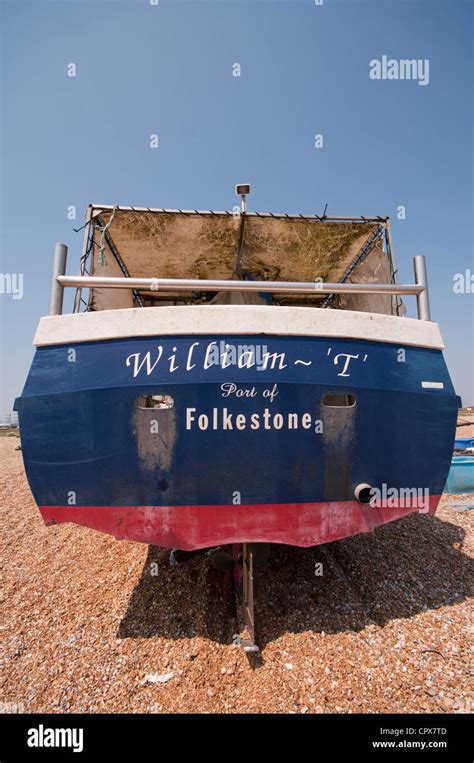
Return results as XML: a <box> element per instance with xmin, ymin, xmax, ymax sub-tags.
<box><xmin>15</xmin><ymin>333</ymin><xmax>460</xmax><ymax>548</ymax></box>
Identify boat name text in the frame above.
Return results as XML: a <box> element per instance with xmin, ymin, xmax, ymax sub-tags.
<box><xmin>125</xmin><ymin>342</ymin><xmax>368</xmax><ymax>378</ymax></box>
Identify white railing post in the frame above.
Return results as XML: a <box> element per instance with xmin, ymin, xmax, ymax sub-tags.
<box><xmin>413</xmin><ymin>255</ymin><xmax>431</xmax><ymax>321</ymax></box>
<box><xmin>49</xmin><ymin>243</ymin><xmax>68</xmax><ymax>315</ymax></box>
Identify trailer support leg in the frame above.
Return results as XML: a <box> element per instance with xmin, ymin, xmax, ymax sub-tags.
<box><xmin>241</xmin><ymin>543</ymin><xmax>259</xmax><ymax>653</ymax></box>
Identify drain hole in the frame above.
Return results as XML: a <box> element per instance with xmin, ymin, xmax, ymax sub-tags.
<box><xmin>322</xmin><ymin>393</ymin><xmax>356</xmax><ymax>407</ymax></box>
<box><xmin>354</xmin><ymin>483</ymin><xmax>373</xmax><ymax>505</ymax></box>
<box><xmin>138</xmin><ymin>394</ymin><xmax>174</xmax><ymax>410</ymax></box>
<box><xmin>158</xmin><ymin>479</ymin><xmax>169</xmax><ymax>491</ymax></box>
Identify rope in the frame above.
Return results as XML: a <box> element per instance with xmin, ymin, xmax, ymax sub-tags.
<box><xmin>98</xmin><ymin>205</ymin><xmax>118</xmax><ymax>266</ymax></box>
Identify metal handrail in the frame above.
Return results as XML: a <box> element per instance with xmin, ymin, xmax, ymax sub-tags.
<box><xmin>48</xmin><ymin>244</ymin><xmax>431</xmax><ymax>321</ymax></box>
<box><xmin>57</xmin><ymin>275</ymin><xmax>423</xmax><ymax>295</ymax></box>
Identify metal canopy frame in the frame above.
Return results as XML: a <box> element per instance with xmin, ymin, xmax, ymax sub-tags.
<box><xmin>71</xmin><ymin>203</ymin><xmax>400</xmax><ymax>315</ymax></box>
<box><xmin>50</xmin><ymin>245</ymin><xmax>431</xmax><ymax>320</ymax></box>
<box><xmin>88</xmin><ymin>203</ymin><xmax>389</xmax><ymax>223</ymax></box>
<box><xmin>59</xmin><ymin>202</ymin><xmax>430</xmax><ymax>320</ymax></box>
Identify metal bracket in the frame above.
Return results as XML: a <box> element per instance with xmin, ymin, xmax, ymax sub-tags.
<box><xmin>241</xmin><ymin>543</ymin><xmax>259</xmax><ymax>653</ymax></box>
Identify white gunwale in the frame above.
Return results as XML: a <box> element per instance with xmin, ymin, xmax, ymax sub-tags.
<box><xmin>34</xmin><ymin>305</ymin><xmax>444</xmax><ymax>350</ymax></box>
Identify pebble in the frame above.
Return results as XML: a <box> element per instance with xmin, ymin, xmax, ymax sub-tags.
<box><xmin>1</xmin><ymin>436</ymin><xmax>472</xmax><ymax>714</ymax></box>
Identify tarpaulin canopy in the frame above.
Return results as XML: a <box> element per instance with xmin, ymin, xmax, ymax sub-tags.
<box><xmin>76</xmin><ymin>206</ymin><xmax>399</xmax><ymax>315</ymax></box>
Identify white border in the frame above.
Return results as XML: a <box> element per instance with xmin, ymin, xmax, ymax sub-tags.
<box><xmin>34</xmin><ymin>306</ymin><xmax>444</xmax><ymax>350</ymax></box>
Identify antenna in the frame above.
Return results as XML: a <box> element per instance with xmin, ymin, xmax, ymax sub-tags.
<box><xmin>235</xmin><ymin>183</ymin><xmax>251</xmax><ymax>214</ymax></box>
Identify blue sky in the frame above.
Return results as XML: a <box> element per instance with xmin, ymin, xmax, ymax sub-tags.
<box><xmin>0</xmin><ymin>0</ymin><xmax>472</xmax><ymax>412</ymax></box>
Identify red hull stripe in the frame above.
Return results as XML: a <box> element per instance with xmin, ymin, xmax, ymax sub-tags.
<box><xmin>39</xmin><ymin>497</ymin><xmax>441</xmax><ymax>550</ymax></box>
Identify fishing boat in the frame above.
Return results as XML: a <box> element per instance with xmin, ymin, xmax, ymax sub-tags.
<box><xmin>15</xmin><ymin>186</ymin><xmax>460</xmax><ymax>650</ymax></box>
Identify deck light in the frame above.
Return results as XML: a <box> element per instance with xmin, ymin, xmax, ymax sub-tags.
<box><xmin>235</xmin><ymin>183</ymin><xmax>251</xmax><ymax>213</ymax></box>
